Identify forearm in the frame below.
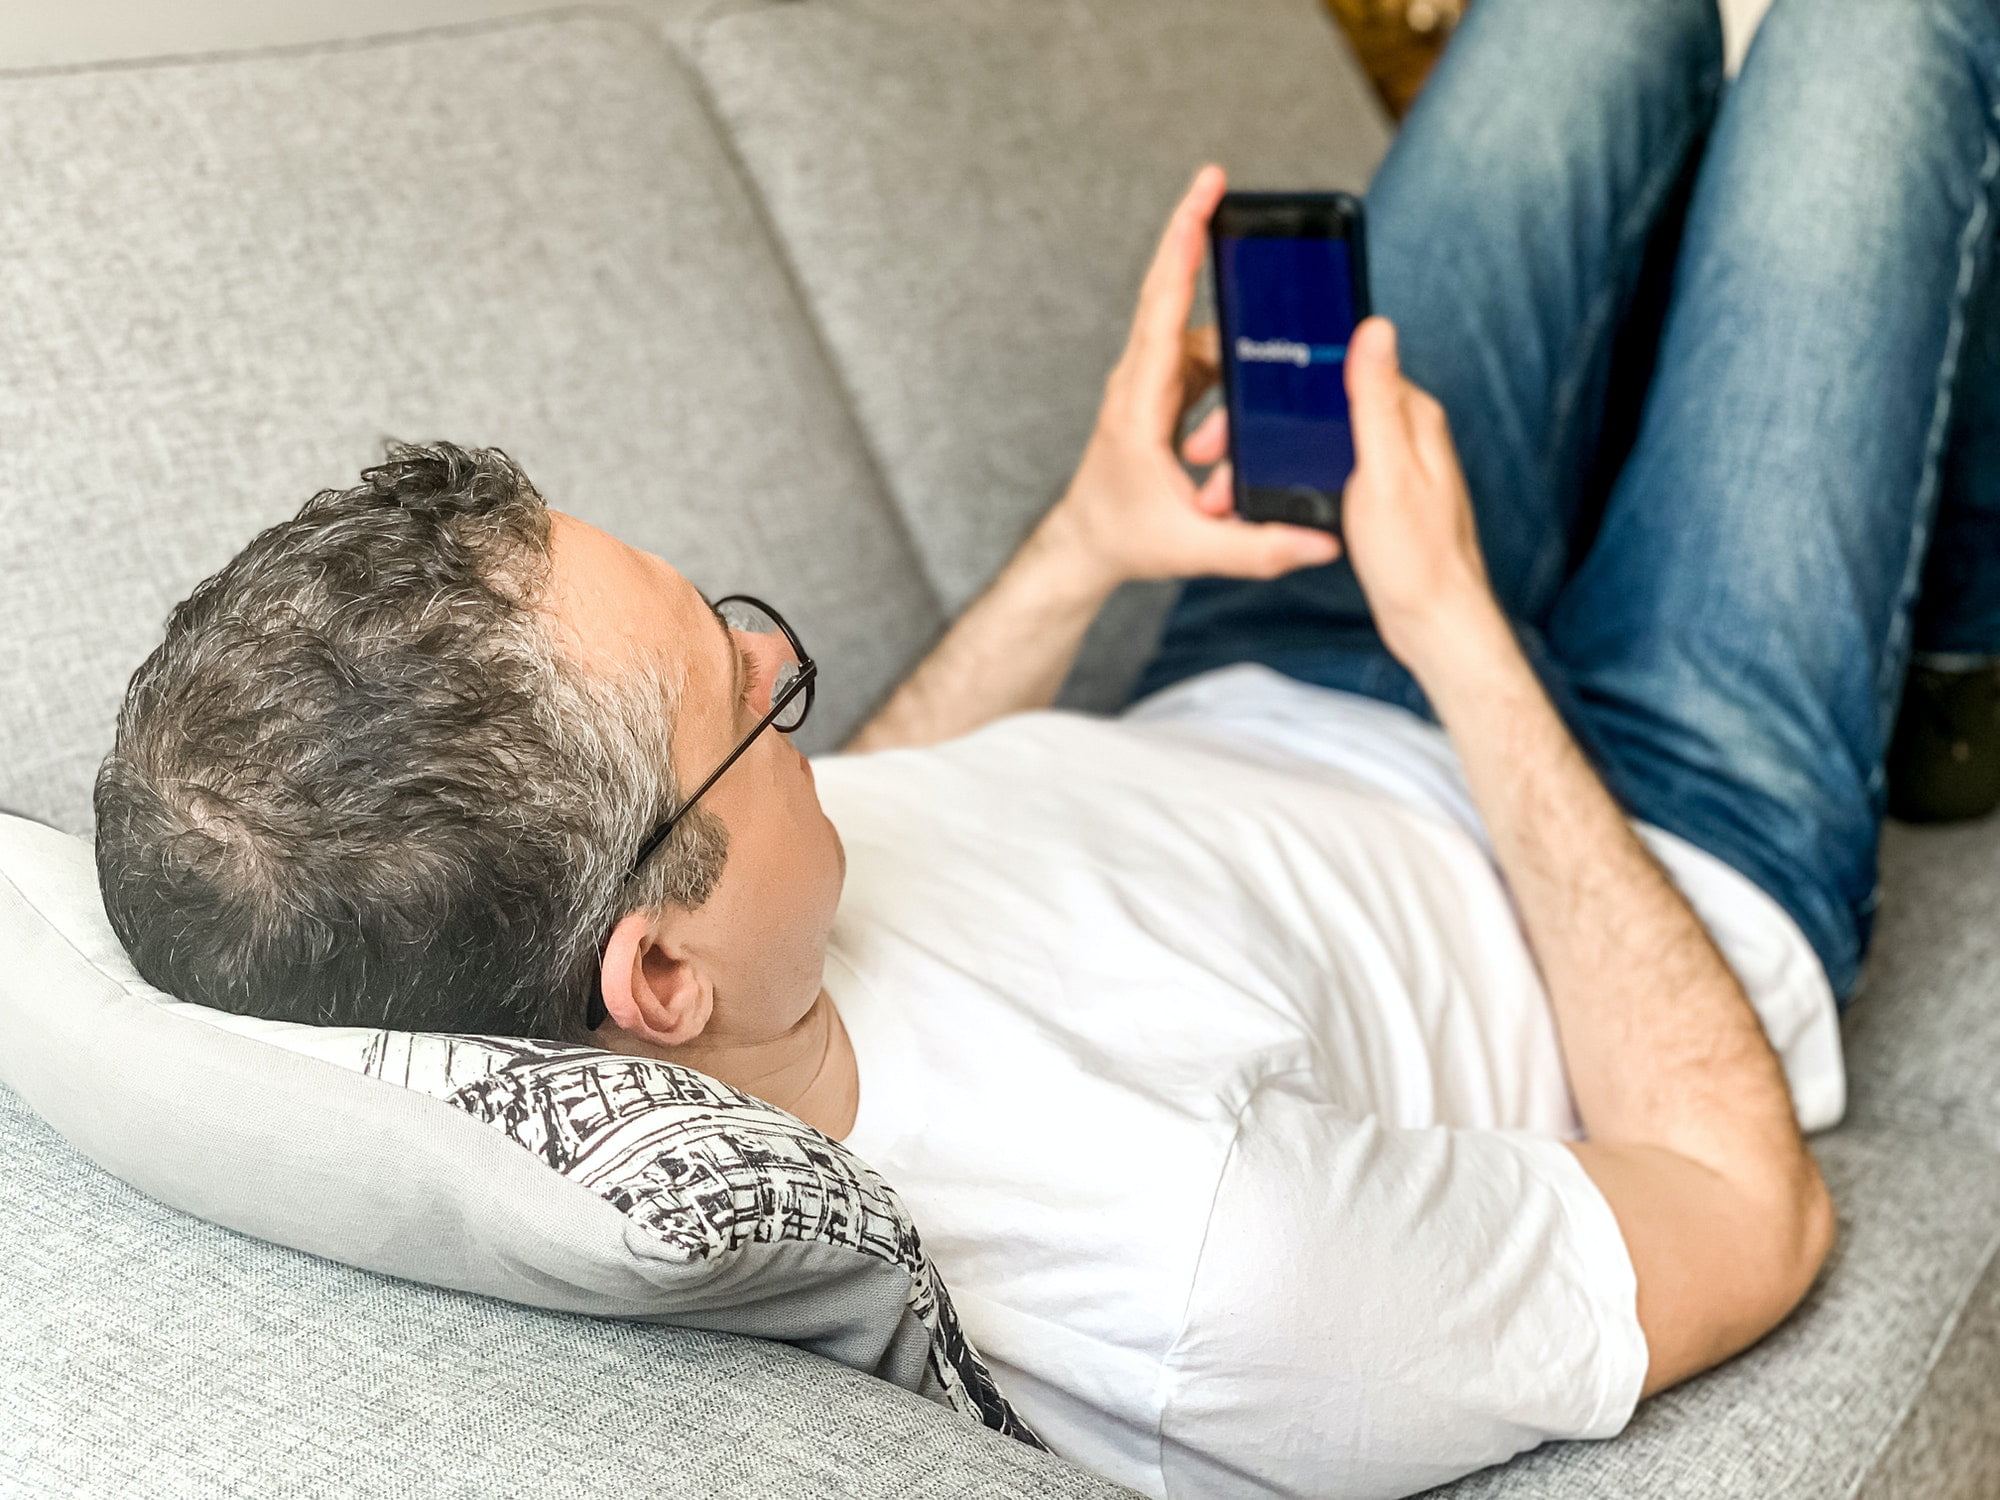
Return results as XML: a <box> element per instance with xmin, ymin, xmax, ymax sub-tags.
<box><xmin>1336</xmin><ymin>314</ymin><xmax>1832</xmax><ymax>1395</ymax></box>
<box><xmin>1414</xmin><ymin>600</ymin><xmax>1801</xmax><ymax>1170</ymax></box>
<box><xmin>1410</xmin><ymin>598</ymin><xmax>1832</xmax><ymax>1389</ymax></box>
<box><xmin>842</xmin><ymin>510</ymin><xmax>1117</xmax><ymax>754</ymax></box>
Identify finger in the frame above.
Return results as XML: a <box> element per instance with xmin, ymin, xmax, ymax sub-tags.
<box><xmin>1176</xmin><ymin>325</ymin><xmax>1223</xmax><ymax>426</ymax></box>
<box><xmin>1181</xmin><ymin>404</ymin><xmax>1229</xmax><ymax>468</ymax></box>
<box><xmin>1182</xmin><ymin>324</ymin><xmax>1221</xmax><ymax>390</ymax></box>
<box><xmin>1345</xmin><ymin>316</ymin><xmax>1415</xmax><ymax>469</ymax></box>
<box><xmin>1127</xmin><ymin>165</ymin><xmax>1227</xmax><ymax>393</ymax></box>
<box><xmin>1193</xmin><ymin>457</ymin><xmax>1234</xmax><ymax>516</ymax></box>
<box><xmin>1195</xmin><ymin>516</ymin><xmax>1341</xmax><ymax>579</ymax></box>
<box><xmin>1404</xmin><ymin>385</ymin><xmax>1456</xmax><ymax>483</ymax></box>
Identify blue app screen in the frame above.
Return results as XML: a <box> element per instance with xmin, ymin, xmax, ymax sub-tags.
<box><xmin>1218</xmin><ymin>234</ymin><xmax>1358</xmax><ymax>498</ymax></box>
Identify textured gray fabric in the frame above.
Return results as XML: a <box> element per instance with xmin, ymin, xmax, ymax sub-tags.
<box><xmin>685</xmin><ymin>0</ymin><xmax>1392</xmax><ymax>707</ymax></box>
<box><xmin>0</xmin><ymin>11</ymin><xmax>942</xmax><ymax>836</ymax></box>
<box><xmin>0</xmin><ymin>1</ymin><xmax>783</xmax><ymax>69</ymax></box>
<box><xmin>1843</xmin><ymin>814</ymin><xmax>2000</xmax><ymax>1152</ymax></box>
<box><xmin>0</xmin><ymin>0</ymin><xmax>784</xmax><ymax>70</ymax></box>
<box><xmin>1420</xmin><ymin>1126</ymin><xmax>2000</xmax><ymax>1499</ymax></box>
<box><xmin>1854</xmin><ymin>1247</ymin><xmax>2000</xmax><ymax>1500</ymax></box>
<box><xmin>0</xmin><ymin>0</ymin><xmax>583</xmax><ymax>66</ymax></box>
<box><xmin>0</xmin><ymin>1079</ymin><xmax>1139</xmax><ymax>1500</ymax></box>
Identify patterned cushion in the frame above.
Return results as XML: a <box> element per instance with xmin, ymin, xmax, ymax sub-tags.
<box><xmin>0</xmin><ymin>811</ymin><xmax>1038</xmax><ymax>1447</ymax></box>
<box><xmin>323</xmin><ymin>1029</ymin><xmax>1036</xmax><ymax>1445</ymax></box>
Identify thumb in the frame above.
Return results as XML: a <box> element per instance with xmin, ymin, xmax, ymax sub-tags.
<box><xmin>1345</xmin><ymin>316</ymin><xmax>1411</xmax><ymax>463</ymax></box>
<box><xmin>1200</xmin><ymin>517</ymin><xmax>1342</xmax><ymax>579</ymax></box>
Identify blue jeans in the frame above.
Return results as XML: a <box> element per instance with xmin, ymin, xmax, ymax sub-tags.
<box><xmin>1130</xmin><ymin>0</ymin><xmax>2000</xmax><ymax>1004</ymax></box>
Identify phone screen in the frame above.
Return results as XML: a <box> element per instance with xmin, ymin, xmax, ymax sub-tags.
<box><xmin>1213</xmin><ymin>196</ymin><xmax>1365</xmax><ymax>531</ymax></box>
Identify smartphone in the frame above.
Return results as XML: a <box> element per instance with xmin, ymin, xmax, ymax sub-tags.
<box><xmin>1209</xmin><ymin>191</ymin><xmax>1370</xmax><ymax>535</ymax></box>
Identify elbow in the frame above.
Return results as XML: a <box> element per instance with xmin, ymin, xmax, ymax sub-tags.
<box><xmin>1691</xmin><ymin>1161</ymin><xmax>1838</xmax><ymax>1394</ymax></box>
<box><xmin>1601</xmin><ymin>1140</ymin><xmax>1835</xmax><ymax>1398</ymax></box>
<box><xmin>1753</xmin><ymin>1154</ymin><xmax>1837</xmax><ymax>1333</ymax></box>
<box><xmin>1790</xmin><ymin>1158</ymin><xmax>1838</xmax><ymax>1301</ymax></box>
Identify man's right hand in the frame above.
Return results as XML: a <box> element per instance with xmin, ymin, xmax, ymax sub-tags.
<box><xmin>1338</xmin><ymin>314</ymin><xmax>1510</xmax><ymax>681</ymax></box>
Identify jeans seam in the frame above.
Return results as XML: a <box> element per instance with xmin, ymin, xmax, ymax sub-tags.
<box><xmin>1534</xmin><ymin>63</ymin><xmax>1723</xmax><ymax>609</ymax></box>
<box><xmin>1875</xmin><ymin>126</ymin><xmax>2000</xmax><ymax>753</ymax></box>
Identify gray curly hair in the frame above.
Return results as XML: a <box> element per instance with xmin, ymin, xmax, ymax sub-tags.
<box><xmin>93</xmin><ymin>441</ymin><xmax>727</xmax><ymax>1042</ymax></box>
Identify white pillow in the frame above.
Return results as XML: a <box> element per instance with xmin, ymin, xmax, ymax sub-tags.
<box><xmin>0</xmin><ymin>813</ymin><xmax>1038</xmax><ymax>1445</ymax></box>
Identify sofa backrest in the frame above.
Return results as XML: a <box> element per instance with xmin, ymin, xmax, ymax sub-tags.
<box><xmin>0</xmin><ymin>10</ymin><xmax>941</xmax><ymax>832</ymax></box>
<box><xmin>687</xmin><ymin>0</ymin><xmax>1393</xmax><ymax>703</ymax></box>
<box><xmin>0</xmin><ymin>0</ymin><xmax>1391</xmax><ymax>835</ymax></box>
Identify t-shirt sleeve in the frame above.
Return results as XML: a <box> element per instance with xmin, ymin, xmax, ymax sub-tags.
<box><xmin>1156</xmin><ymin>1073</ymin><xmax>1647</xmax><ymax>1500</ymax></box>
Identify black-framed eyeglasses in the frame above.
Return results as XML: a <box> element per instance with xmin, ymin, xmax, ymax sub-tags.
<box><xmin>587</xmin><ymin>594</ymin><xmax>816</xmax><ymax>1033</ymax></box>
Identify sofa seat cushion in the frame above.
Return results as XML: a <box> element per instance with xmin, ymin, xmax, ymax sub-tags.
<box><xmin>0</xmin><ymin>1076</ymin><xmax>1136</xmax><ymax>1499</ymax></box>
<box><xmin>1842</xmin><ymin>815</ymin><xmax>2000</xmax><ymax>1153</ymax></box>
<box><xmin>0</xmin><ymin>10</ymin><xmax>940</xmax><ymax>836</ymax></box>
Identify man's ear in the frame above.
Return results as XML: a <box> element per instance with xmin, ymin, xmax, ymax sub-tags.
<box><xmin>599</xmin><ymin>908</ymin><xmax>713</xmax><ymax>1046</ymax></box>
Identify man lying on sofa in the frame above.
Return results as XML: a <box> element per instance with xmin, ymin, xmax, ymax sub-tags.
<box><xmin>93</xmin><ymin>0</ymin><xmax>2000</xmax><ymax>1494</ymax></box>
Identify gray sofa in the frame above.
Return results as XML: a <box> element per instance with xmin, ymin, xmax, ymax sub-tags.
<box><xmin>2</xmin><ymin>2</ymin><xmax>1996</xmax><ymax>1496</ymax></box>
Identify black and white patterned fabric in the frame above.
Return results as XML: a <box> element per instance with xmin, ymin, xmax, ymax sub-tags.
<box><xmin>343</xmin><ymin>1030</ymin><xmax>1043</xmax><ymax>1447</ymax></box>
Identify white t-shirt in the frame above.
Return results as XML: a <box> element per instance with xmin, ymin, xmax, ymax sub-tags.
<box><xmin>812</xmin><ymin>663</ymin><xmax>1842</xmax><ymax>1500</ymax></box>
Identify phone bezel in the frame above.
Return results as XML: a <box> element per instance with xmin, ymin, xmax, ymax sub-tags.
<box><xmin>1208</xmin><ymin>190</ymin><xmax>1371</xmax><ymax>535</ymax></box>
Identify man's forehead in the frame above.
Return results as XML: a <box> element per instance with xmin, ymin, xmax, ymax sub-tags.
<box><xmin>542</xmin><ymin>510</ymin><xmax>710</xmax><ymax>695</ymax></box>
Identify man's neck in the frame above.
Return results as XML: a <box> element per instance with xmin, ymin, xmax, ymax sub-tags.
<box><xmin>600</xmin><ymin>987</ymin><xmax>860</xmax><ymax>1141</ymax></box>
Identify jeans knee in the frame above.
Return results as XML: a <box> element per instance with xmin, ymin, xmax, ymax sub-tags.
<box><xmin>1747</xmin><ymin>0</ymin><xmax>2000</xmax><ymax>93</ymax></box>
<box><xmin>1447</xmin><ymin>0</ymin><xmax>1723</xmax><ymax>97</ymax></box>
<box><xmin>1725</xmin><ymin>0</ymin><xmax>2000</xmax><ymax>237</ymax></box>
<box><xmin>1395</xmin><ymin>0</ymin><xmax>1722</xmax><ymax>195</ymax></box>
